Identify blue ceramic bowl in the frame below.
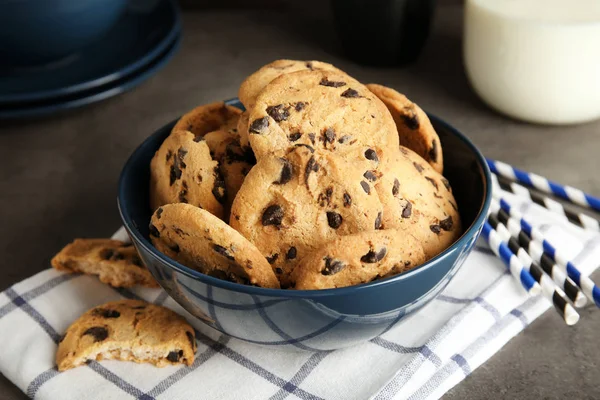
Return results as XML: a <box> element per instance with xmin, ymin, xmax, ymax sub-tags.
<box><xmin>118</xmin><ymin>99</ymin><xmax>492</xmax><ymax>351</ymax></box>
<box><xmin>0</xmin><ymin>0</ymin><xmax>128</xmax><ymax>67</ymax></box>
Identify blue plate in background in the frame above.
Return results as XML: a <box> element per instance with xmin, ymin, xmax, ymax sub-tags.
<box><xmin>0</xmin><ymin>34</ymin><xmax>180</xmax><ymax>119</ymax></box>
<box><xmin>0</xmin><ymin>0</ymin><xmax>180</xmax><ymax>104</ymax></box>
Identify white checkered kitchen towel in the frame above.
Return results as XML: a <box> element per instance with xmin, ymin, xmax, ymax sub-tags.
<box><xmin>1</xmin><ymin>188</ymin><xmax>599</xmax><ymax>400</ymax></box>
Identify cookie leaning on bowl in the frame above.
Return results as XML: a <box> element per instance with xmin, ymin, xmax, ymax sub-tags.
<box><xmin>292</xmin><ymin>229</ymin><xmax>426</xmax><ymax>290</ymax></box>
<box><xmin>149</xmin><ymin>203</ymin><xmax>280</xmax><ymax>289</ymax></box>
<box><xmin>375</xmin><ymin>147</ymin><xmax>461</xmax><ymax>259</ymax></box>
<box><xmin>56</xmin><ymin>300</ymin><xmax>196</xmax><ymax>371</ymax></box>
<box><xmin>367</xmin><ymin>84</ymin><xmax>443</xmax><ymax>174</ymax></box>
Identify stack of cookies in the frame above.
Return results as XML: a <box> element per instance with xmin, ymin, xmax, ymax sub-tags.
<box><xmin>148</xmin><ymin>59</ymin><xmax>461</xmax><ymax>290</ymax></box>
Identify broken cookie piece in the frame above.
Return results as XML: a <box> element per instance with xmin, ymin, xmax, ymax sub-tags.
<box><xmin>51</xmin><ymin>239</ymin><xmax>158</xmax><ymax>288</ymax></box>
<box><xmin>56</xmin><ymin>300</ymin><xmax>196</xmax><ymax>371</ymax></box>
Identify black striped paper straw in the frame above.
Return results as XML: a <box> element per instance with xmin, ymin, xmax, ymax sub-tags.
<box><xmin>490</xmin><ymin>200</ymin><xmax>587</xmax><ymax>307</ymax></box>
<box><xmin>487</xmin><ymin>159</ymin><xmax>600</xmax><ymax>213</ymax></box>
<box><xmin>493</xmin><ymin>174</ymin><xmax>600</xmax><ymax>232</ymax></box>
<box><xmin>488</xmin><ymin>214</ymin><xmax>580</xmax><ymax>325</ymax></box>
<box><xmin>494</xmin><ymin>198</ymin><xmax>600</xmax><ymax>308</ymax></box>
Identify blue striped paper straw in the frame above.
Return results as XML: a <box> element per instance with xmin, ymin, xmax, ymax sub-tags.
<box><xmin>497</xmin><ymin>198</ymin><xmax>600</xmax><ymax>308</ymax></box>
<box><xmin>487</xmin><ymin>159</ymin><xmax>600</xmax><ymax>213</ymax></box>
<box><xmin>488</xmin><ymin>214</ymin><xmax>582</xmax><ymax>323</ymax></box>
<box><xmin>490</xmin><ymin>202</ymin><xmax>587</xmax><ymax>308</ymax></box>
<box><xmin>482</xmin><ymin>222</ymin><xmax>541</xmax><ymax>295</ymax></box>
<box><xmin>492</xmin><ymin>174</ymin><xmax>600</xmax><ymax>232</ymax></box>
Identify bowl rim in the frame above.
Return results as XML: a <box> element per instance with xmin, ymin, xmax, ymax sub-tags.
<box><xmin>118</xmin><ymin>99</ymin><xmax>492</xmax><ymax>299</ymax></box>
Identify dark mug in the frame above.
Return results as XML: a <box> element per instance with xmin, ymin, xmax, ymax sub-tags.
<box><xmin>331</xmin><ymin>0</ymin><xmax>436</xmax><ymax>67</ymax></box>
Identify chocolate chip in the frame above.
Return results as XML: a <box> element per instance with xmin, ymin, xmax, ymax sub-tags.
<box><xmin>294</xmin><ymin>143</ymin><xmax>315</xmax><ymax>153</ymax></box>
<box><xmin>289</xmin><ymin>132</ymin><xmax>302</xmax><ymax>142</ymax></box>
<box><xmin>343</xmin><ymin>192</ymin><xmax>352</xmax><ymax>207</ymax></box>
<box><xmin>404</xmin><ymin>260</ymin><xmax>412</xmax><ymax>267</ymax></box>
<box><xmin>246</xmin><ymin>260</ymin><xmax>253</xmax><ymax>269</ymax></box>
<box><xmin>361</xmin><ymin>247</ymin><xmax>387</xmax><ymax>263</ymax></box>
<box><xmin>193</xmin><ymin>135</ymin><xmax>205</xmax><ymax>142</ymax></box>
<box><xmin>212</xmin><ymin>167</ymin><xmax>226</xmax><ymax>204</ymax></box>
<box><xmin>156</xmin><ymin>207</ymin><xmax>163</xmax><ymax>219</ymax></box>
<box><xmin>186</xmin><ymin>331</ymin><xmax>195</xmax><ymax>349</ymax></box>
<box><xmin>430</xmin><ymin>224</ymin><xmax>442</xmax><ymax>234</ymax></box>
<box><xmin>132</xmin><ymin>256</ymin><xmax>143</xmax><ymax>267</ymax></box>
<box><xmin>440</xmin><ymin>216</ymin><xmax>453</xmax><ymax>231</ymax></box>
<box><xmin>402</xmin><ymin>109</ymin><xmax>419</xmax><ymax>130</ymax></box>
<box><xmin>266</xmin><ymin>104</ymin><xmax>290</xmax><ymax>122</ymax></box>
<box><xmin>166</xmin><ymin>150</ymin><xmax>173</xmax><ymax>162</ymax></box>
<box><xmin>449</xmin><ymin>200</ymin><xmax>458</xmax><ymax>211</ymax></box>
<box><xmin>308</xmin><ymin>133</ymin><xmax>316</xmax><ymax>144</ymax></box>
<box><xmin>83</xmin><ymin>327</ymin><xmax>108</xmax><ymax>342</ymax></box>
<box><xmin>93</xmin><ymin>308</ymin><xmax>120</xmax><ymax>318</ymax></box>
<box><xmin>326</xmin><ymin>211</ymin><xmax>343</xmax><ymax>229</ymax></box>
<box><xmin>266</xmin><ymin>253</ymin><xmax>279</xmax><ymax>264</ymax></box>
<box><xmin>321</xmin><ymin>257</ymin><xmax>346</xmax><ymax>275</ymax></box>
<box><xmin>169</xmin><ymin>243</ymin><xmax>180</xmax><ymax>253</ymax></box>
<box><xmin>286</xmin><ymin>247</ymin><xmax>297</xmax><ymax>260</ymax></box>
<box><xmin>213</xmin><ymin>244</ymin><xmax>235</xmax><ymax>260</ymax></box>
<box><xmin>167</xmin><ymin>350</ymin><xmax>183</xmax><ymax>362</ymax></box>
<box><xmin>413</xmin><ymin>162</ymin><xmax>424</xmax><ymax>173</ymax></box>
<box><xmin>375</xmin><ymin>212</ymin><xmax>383</xmax><ymax>229</ymax></box>
<box><xmin>99</xmin><ymin>248</ymin><xmax>115</xmax><ymax>260</ymax></box>
<box><xmin>341</xmin><ymin>88</ymin><xmax>360</xmax><ymax>98</ymax></box>
<box><xmin>319</xmin><ymin>78</ymin><xmax>346</xmax><ymax>87</ymax></box>
<box><xmin>249</xmin><ymin>117</ymin><xmax>269</xmax><ymax>134</ymax></box>
<box><xmin>425</xmin><ymin>177</ymin><xmax>438</xmax><ymax>190</ymax></box>
<box><xmin>364</xmin><ymin>170</ymin><xmax>378</xmax><ymax>182</ymax></box>
<box><xmin>275</xmin><ymin>267</ymin><xmax>283</xmax><ymax>274</ymax></box>
<box><xmin>360</xmin><ymin>181</ymin><xmax>371</xmax><ymax>194</ymax></box>
<box><xmin>402</xmin><ymin>201</ymin><xmax>412</xmax><ymax>218</ymax></box>
<box><xmin>318</xmin><ymin>187</ymin><xmax>334</xmax><ymax>207</ymax></box>
<box><xmin>323</xmin><ymin>128</ymin><xmax>336</xmax><ymax>144</ymax></box>
<box><xmin>429</xmin><ymin>140</ymin><xmax>438</xmax><ymax>162</ymax></box>
<box><xmin>131</xmin><ymin>305</ymin><xmax>146</xmax><ymax>310</ymax></box>
<box><xmin>305</xmin><ymin>156</ymin><xmax>319</xmax><ymax>187</ymax></box>
<box><xmin>365</xmin><ymin>149</ymin><xmax>379</xmax><ymax>162</ymax></box>
<box><xmin>338</xmin><ymin>135</ymin><xmax>352</xmax><ymax>144</ymax></box>
<box><xmin>434</xmin><ymin>193</ymin><xmax>443</xmax><ymax>199</ymax></box>
<box><xmin>392</xmin><ymin>179</ymin><xmax>400</xmax><ymax>196</ymax></box>
<box><xmin>178</xmin><ymin>181</ymin><xmax>188</xmax><ymax>203</ymax></box>
<box><xmin>274</xmin><ymin>158</ymin><xmax>293</xmax><ymax>184</ymax></box>
<box><xmin>262</xmin><ymin>205</ymin><xmax>284</xmax><ymax>226</ymax></box>
<box><xmin>306</xmin><ymin>62</ymin><xmax>314</xmax><ymax>69</ymax></box>
<box><xmin>169</xmin><ymin>148</ymin><xmax>188</xmax><ymax>186</ymax></box>
<box><xmin>442</xmin><ymin>178</ymin><xmax>451</xmax><ymax>191</ymax></box>
<box><xmin>149</xmin><ymin>223</ymin><xmax>160</xmax><ymax>238</ymax></box>
<box><xmin>173</xmin><ymin>226</ymin><xmax>188</xmax><ymax>237</ymax></box>
<box><xmin>295</xmin><ymin>102</ymin><xmax>306</xmax><ymax>111</ymax></box>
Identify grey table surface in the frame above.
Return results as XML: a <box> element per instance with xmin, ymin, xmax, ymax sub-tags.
<box><xmin>1</xmin><ymin>2</ymin><xmax>599</xmax><ymax>399</ymax></box>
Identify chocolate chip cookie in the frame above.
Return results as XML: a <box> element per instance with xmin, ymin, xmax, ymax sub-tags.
<box><xmin>292</xmin><ymin>229</ymin><xmax>426</xmax><ymax>290</ymax></box>
<box><xmin>172</xmin><ymin>101</ymin><xmax>241</xmax><ymax>138</ymax></box>
<box><xmin>203</xmin><ymin>129</ymin><xmax>256</xmax><ymax>220</ymax></box>
<box><xmin>375</xmin><ymin>147</ymin><xmax>461</xmax><ymax>259</ymax></box>
<box><xmin>247</xmin><ymin>70</ymin><xmax>399</xmax><ymax>161</ymax></box>
<box><xmin>56</xmin><ymin>300</ymin><xmax>195</xmax><ymax>371</ymax></box>
<box><xmin>230</xmin><ymin>146</ymin><xmax>383</xmax><ymax>287</ymax></box>
<box><xmin>51</xmin><ymin>239</ymin><xmax>158</xmax><ymax>288</ymax></box>
<box><xmin>238</xmin><ymin>59</ymin><xmax>346</xmax><ymax>109</ymax></box>
<box><xmin>367</xmin><ymin>84</ymin><xmax>443</xmax><ymax>174</ymax></box>
<box><xmin>150</xmin><ymin>130</ymin><xmax>226</xmax><ymax>219</ymax></box>
<box><xmin>149</xmin><ymin>203</ymin><xmax>280</xmax><ymax>289</ymax></box>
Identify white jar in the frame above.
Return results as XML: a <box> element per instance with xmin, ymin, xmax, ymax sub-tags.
<box><xmin>464</xmin><ymin>0</ymin><xmax>600</xmax><ymax>125</ymax></box>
